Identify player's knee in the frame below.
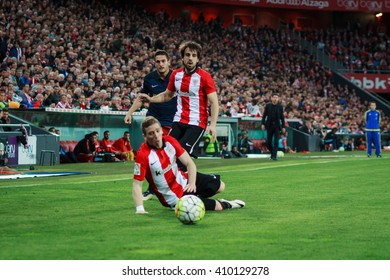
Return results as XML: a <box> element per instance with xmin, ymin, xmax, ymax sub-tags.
<box><xmin>217</xmin><ymin>181</ymin><xmax>225</xmax><ymax>193</ymax></box>
<box><xmin>215</xmin><ymin>200</ymin><xmax>223</xmax><ymax>211</ymax></box>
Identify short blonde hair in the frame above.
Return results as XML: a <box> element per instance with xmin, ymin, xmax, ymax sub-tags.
<box><xmin>141</xmin><ymin>116</ymin><xmax>161</xmax><ymax>134</ymax></box>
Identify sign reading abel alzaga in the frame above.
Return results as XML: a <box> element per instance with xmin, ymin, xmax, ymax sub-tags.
<box><xmin>343</xmin><ymin>73</ymin><xmax>390</xmax><ymax>94</ymax></box>
<box><xmin>195</xmin><ymin>0</ymin><xmax>390</xmax><ymax>12</ymax></box>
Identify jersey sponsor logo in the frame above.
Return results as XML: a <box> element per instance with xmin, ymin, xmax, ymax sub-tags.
<box><xmin>179</xmin><ymin>91</ymin><xmax>197</xmax><ymax>97</ymax></box>
<box><xmin>152</xmin><ymin>85</ymin><xmax>158</xmax><ymax>88</ymax></box>
<box><xmin>155</xmin><ymin>163</ymin><xmax>173</xmax><ymax>176</ymax></box>
<box><xmin>151</xmin><ymin>160</ymin><xmax>158</xmax><ymax>166</ymax></box>
<box><xmin>134</xmin><ymin>163</ymin><xmax>141</xmax><ymax>176</ymax></box>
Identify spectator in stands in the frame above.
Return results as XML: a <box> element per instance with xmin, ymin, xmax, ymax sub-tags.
<box><xmin>48</xmin><ymin>127</ymin><xmax>56</xmax><ymax>133</ymax></box>
<box><xmin>90</xmin><ymin>96</ymin><xmax>102</xmax><ymax>110</ymax></box>
<box><xmin>55</xmin><ymin>94</ymin><xmax>73</xmax><ymax>109</ymax></box>
<box><xmin>0</xmin><ymin>30</ymin><xmax>8</xmax><ymax>63</ymax></box>
<box><xmin>246</xmin><ymin>99</ymin><xmax>261</xmax><ymax>118</ymax></box>
<box><xmin>19</xmin><ymin>70</ymin><xmax>31</xmax><ymax>87</ymax></box>
<box><xmin>0</xmin><ymin>108</ymin><xmax>11</xmax><ymax>131</ymax></box>
<box><xmin>111</xmin><ymin>96</ymin><xmax>123</xmax><ymax>111</ymax></box>
<box><xmin>18</xmin><ymin>84</ymin><xmax>34</xmax><ymax>108</ymax></box>
<box><xmin>100</xmin><ymin>97</ymin><xmax>112</xmax><ymax>112</ymax></box>
<box><xmin>121</xmin><ymin>96</ymin><xmax>131</xmax><ymax>111</ymax></box>
<box><xmin>112</xmin><ymin>131</ymin><xmax>134</xmax><ymax>161</ymax></box>
<box><xmin>0</xmin><ymin>91</ymin><xmax>7</xmax><ymax>108</ymax></box>
<box><xmin>33</xmin><ymin>93</ymin><xmax>45</xmax><ymax>108</ymax></box>
<box><xmin>43</xmin><ymin>86</ymin><xmax>61</xmax><ymax>108</ymax></box>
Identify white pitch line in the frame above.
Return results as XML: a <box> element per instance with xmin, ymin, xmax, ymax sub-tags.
<box><xmin>214</xmin><ymin>157</ymin><xmax>367</xmax><ymax>173</ymax></box>
<box><xmin>0</xmin><ymin>156</ymin><xmax>383</xmax><ymax>189</ymax></box>
<box><xmin>0</xmin><ymin>177</ymin><xmax>131</xmax><ymax>189</ymax></box>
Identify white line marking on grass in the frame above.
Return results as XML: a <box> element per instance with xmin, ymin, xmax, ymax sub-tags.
<box><xmin>216</xmin><ymin>158</ymin><xmax>367</xmax><ymax>173</ymax></box>
<box><xmin>0</xmin><ymin>177</ymin><xmax>131</xmax><ymax>189</ymax></box>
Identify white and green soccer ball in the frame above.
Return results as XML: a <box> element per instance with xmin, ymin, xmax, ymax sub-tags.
<box><xmin>277</xmin><ymin>151</ymin><xmax>285</xmax><ymax>158</ymax></box>
<box><xmin>175</xmin><ymin>195</ymin><xmax>205</xmax><ymax>224</ymax></box>
<box><xmin>338</xmin><ymin>146</ymin><xmax>345</xmax><ymax>152</ymax></box>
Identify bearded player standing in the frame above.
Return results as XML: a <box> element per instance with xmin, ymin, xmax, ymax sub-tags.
<box><xmin>139</xmin><ymin>41</ymin><xmax>219</xmax><ymax>162</ymax></box>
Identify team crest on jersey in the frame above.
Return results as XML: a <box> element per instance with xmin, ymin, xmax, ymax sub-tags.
<box><xmin>192</xmin><ymin>77</ymin><xmax>200</xmax><ymax>86</ymax></box>
<box><xmin>134</xmin><ymin>163</ymin><xmax>141</xmax><ymax>176</ymax></box>
<box><xmin>166</xmin><ymin>145</ymin><xmax>175</xmax><ymax>155</ymax></box>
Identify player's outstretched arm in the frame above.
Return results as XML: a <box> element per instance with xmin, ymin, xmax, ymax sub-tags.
<box><xmin>133</xmin><ymin>179</ymin><xmax>148</xmax><ymax>214</ymax></box>
<box><xmin>140</xmin><ymin>90</ymin><xmax>175</xmax><ymax>104</ymax></box>
<box><xmin>206</xmin><ymin>92</ymin><xmax>219</xmax><ymax>143</ymax></box>
<box><xmin>179</xmin><ymin>151</ymin><xmax>197</xmax><ymax>193</ymax></box>
<box><xmin>124</xmin><ymin>97</ymin><xmax>142</xmax><ymax>124</ymax></box>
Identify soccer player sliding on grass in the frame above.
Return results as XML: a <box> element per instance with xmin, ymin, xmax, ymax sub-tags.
<box><xmin>132</xmin><ymin>116</ymin><xmax>245</xmax><ymax>214</ymax></box>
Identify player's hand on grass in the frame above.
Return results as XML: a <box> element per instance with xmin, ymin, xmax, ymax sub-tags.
<box><xmin>135</xmin><ymin>205</ymin><xmax>148</xmax><ymax>214</ymax></box>
<box><xmin>135</xmin><ymin>210</ymin><xmax>148</xmax><ymax>214</ymax></box>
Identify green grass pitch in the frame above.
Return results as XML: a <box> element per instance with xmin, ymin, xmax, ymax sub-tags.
<box><xmin>1</xmin><ymin>152</ymin><xmax>389</xmax><ymax>260</ymax></box>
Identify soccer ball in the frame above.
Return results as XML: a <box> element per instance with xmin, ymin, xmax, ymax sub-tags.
<box><xmin>175</xmin><ymin>195</ymin><xmax>205</xmax><ymax>224</ymax></box>
<box><xmin>338</xmin><ymin>146</ymin><xmax>345</xmax><ymax>152</ymax></box>
<box><xmin>277</xmin><ymin>151</ymin><xmax>284</xmax><ymax>158</ymax></box>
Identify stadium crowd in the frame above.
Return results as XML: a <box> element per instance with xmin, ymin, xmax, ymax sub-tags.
<box><xmin>299</xmin><ymin>20</ymin><xmax>389</xmax><ymax>73</ymax></box>
<box><xmin>0</xmin><ymin>0</ymin><xmax>389</xmax><ymax>144</ymax></box>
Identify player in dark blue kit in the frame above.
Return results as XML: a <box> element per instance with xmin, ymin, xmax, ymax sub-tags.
<box><xmin>125</xmin><ymin>50</ymin><xmax>176</xmax><ymax>135</ymax></box>
<box><xmin>125</xmin><ymin>50</ymin><xmax>176</xmax><ymax>199</ymax></box>
<box><xmin>365</xmin><ymin>101</ymin><xmax>382</xmax><ymax>158</ymax></box>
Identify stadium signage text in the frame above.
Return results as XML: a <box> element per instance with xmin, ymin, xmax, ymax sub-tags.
<box><xmin>5</xmin><ymin>143</ymin><xmax>16</xmax><ymax>159</ymax></box>
<box><xmin>337</xmin><ymin>0</ymin><xmax>383</xmax><ymax>11</ymax></box>
<box><xmin>266</xmin><ymin>0</ymin><xmax>330</xmax><ymax>9</ymax></box>
<box><xmin>195</xmin><ymin>0</ymin><xmax>389</xmax><ymax>12</ymax></box>
<box><xmin>343</xmin><ymin>73</ymin><xmax>390</xmax><ymax>93</ymax></box>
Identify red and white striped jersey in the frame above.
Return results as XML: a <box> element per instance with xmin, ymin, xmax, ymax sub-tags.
<box><xmin>133</xmin><ymin>135</ymin><xmax>187</xmax><ymax>207</ymax></box>
<box><xmin>167</xmin><ymin>67</ymin><xmax>216</xmax><ymax>129</ymax></box>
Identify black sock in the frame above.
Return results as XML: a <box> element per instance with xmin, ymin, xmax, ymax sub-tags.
<box><xmin>201</xmin><ymin>198</ymin><xmax>216</xmax><ymax>211</ymax></box>
<box><xmin>218</xmin><ymin>200</ymin><xmax>231</xmax><ymax>210</ymax></box>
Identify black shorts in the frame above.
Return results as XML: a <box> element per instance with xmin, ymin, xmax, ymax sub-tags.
<box><xmin>169</xmin><ymin>122</ymin><xmax>204</xmax><ymax>158</ymax></box>
<box><xmin>184</xmin><ymin>172</ymin><xmax>221</xmax><ymax>198</ymax></box>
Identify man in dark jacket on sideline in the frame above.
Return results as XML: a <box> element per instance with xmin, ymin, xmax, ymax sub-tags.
<box><xmin>261</xmin><ymin>93</ymin><xmax>286</xmax><ymax>160</ymax></box>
